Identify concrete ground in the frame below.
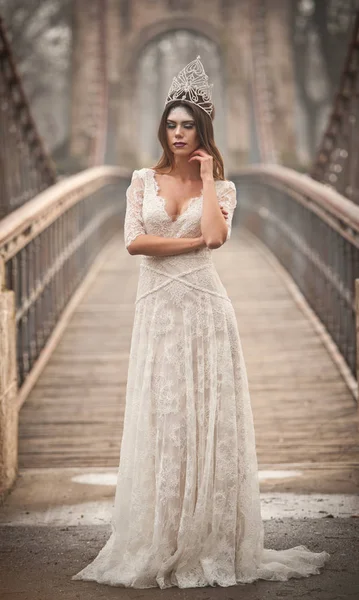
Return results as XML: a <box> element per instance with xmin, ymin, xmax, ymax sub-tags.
<box><xmin>1</xmin><ymin>519</ymin><xmax>358</xmax><ymax>600</ymax></box>
<box><xmin>1</xmin><ymin>467</ymin><xmax>359</xmax><ymax>600</ymax></box>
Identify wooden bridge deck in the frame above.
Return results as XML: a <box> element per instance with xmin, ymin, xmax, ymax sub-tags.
<box><xmin>18</xmin><ymin>228</ymin><xmax>359</xmax><ymax>492</ymax></box>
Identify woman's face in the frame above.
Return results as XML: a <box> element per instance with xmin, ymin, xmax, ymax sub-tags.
<box><xmin>166</xmin><ymin>105</ymin><xmax>200</xmax><ymax>157</ymax></box>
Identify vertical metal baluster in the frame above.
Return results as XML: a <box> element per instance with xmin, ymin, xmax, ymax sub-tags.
<box><xmin>33</xmin><ymin>235</ymin><xmax>41</xmax><ymax>354</ymax></box>
<box><xmin>21</xmin><ymin>246</ymin><xmax>30</xmax><ymax>380</ymax></box>
<box><xmin>54</xmin><ymin>219</ymin><xmax>59</xmax><ymax>322</ymax></box>
<box><xmin>59</xmin><ymin>214</ymin><xmax>65</xmax><ymax>314</ymax></box>
<box><xmin>43</xmin><ymin>227</ymin><xmax>50</xmax><ymax>344</ymax></box>
<box><xmin>28</xmin><ymin>239</ymin><xmax>36</xmax><ymax>370</ymax></box>
<box><xmin>49</xmin><ymin>223</ymin><xmax>55</xmax><ymax>334</ymax></box>
<box><xmin>65</xmin><ymin>209</ymin><xmax>71</xmax><ymax>304</ymax></box>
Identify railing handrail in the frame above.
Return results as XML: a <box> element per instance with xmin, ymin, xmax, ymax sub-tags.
<box><xmin>0</xmin><ymin>164</ymin><xmax>131</xmax><ymax>494</ymax></box>
<box><xmin>3</xmin><ymin>162</ymin><xmax>357</xmax><ymax>257</ymax></box>
<box><xmin>0</xmin><ymin>166</ymin><xmax>131</xmax><ymax>260</ymax></box>
<box><xmin>232</xmin><ymin>164</ymin><xmax>359</xmax><ymax>236</ymax></box>
<box><xmin>232</xmin><ymin>163</ymin><xmax>358</xmax><ymax>386</ymax></box>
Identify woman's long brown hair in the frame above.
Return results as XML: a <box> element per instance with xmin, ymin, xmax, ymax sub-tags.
<box><xmin>151</xmin><ymin>99</ymin><xmax>225</xmax><ymax>180</ymax></box>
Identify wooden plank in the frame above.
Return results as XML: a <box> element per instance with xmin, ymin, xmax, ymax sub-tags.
<box><xmin>18</xmin><ymin>228</ymin><xmax>359</xmax><ymax>476</ymax></box>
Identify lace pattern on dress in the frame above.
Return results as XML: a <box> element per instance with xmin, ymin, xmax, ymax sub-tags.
<box><xmin>72</xmin><ymin>167</ymin><xmax>330</xmax><ymax>590</ymax></box>
<box><xmin>123</xmin><ymin>168</ymin><xmax>237</xmax><ymax>249</ymax></box>
<box><xmin>124</xmin><ymin>170</ymin><xmax>146</xmax><ymax>248</ymax></box>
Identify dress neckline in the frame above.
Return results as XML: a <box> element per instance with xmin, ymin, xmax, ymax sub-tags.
<box><xmin>148</xmin><ymin>168</ymin><xmax>203</xmax><ymax>223</ymax></box>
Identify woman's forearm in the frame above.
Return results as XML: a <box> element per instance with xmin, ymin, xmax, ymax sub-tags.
<box><xmin>127</xmin><ymin>234</ymin><xmax>206</xmax><ymax>257</ymax></box>
<box><xmin>200</xmin><ymin>177</ymin><xmax>228</xmax><ymax>248</ymax></box>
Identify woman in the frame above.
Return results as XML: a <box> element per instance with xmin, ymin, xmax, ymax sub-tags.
<box><xmin>72</xmin><ymin>56</ymin><xmax>330</xmax><ymax>589</ymax></box>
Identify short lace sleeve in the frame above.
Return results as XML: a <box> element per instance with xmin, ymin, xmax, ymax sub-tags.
<box><xmin>124</xmin><ymin>170</ymin><xmax>146</xmax><ymax>248</ymax></box>
<box><xmin>218</xmin><ymin>180</ymin><xmax>237</xmax><ymax>241</ymax></box>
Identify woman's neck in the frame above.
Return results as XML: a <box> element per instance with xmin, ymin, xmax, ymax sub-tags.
<box><xmin>170</xmin><ymin>156</ymin><xmax>201</xmax><ymax>181</ymax></box>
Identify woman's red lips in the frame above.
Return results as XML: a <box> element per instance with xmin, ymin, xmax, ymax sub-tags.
<box><xmin>174</xmin><ymin>142</ymin><xmax>186</xmax><ymax>146</ymax></box>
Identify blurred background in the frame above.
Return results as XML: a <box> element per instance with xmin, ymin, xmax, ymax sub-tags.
<box><xmin>1</xmin><ymin>7</ymin><xmax>359</xmax><ymax>589</ymax></box>
<box><xmin>0</xmin><ymin>0</ymin><xmax>357</xmax><ymax>176</ymax></box>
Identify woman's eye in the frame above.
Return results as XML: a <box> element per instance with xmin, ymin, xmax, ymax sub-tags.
<box><xmin>166</xmin><ymin>124</ymin><xmax>194</xmax><ymax>129</ymax></box>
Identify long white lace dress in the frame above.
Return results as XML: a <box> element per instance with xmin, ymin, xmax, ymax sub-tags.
<box><xmin>71</xmin><ymin>167</ymin><xmax>330</xmax><ymax>589</ymax></box>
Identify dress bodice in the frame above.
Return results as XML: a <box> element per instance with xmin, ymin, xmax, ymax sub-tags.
<box><xmin>142</xmin><ymin>167</ymin><xmax>206</xmax><ymax>242</ymax></box>
<box><xmin>123</xmin><ymin>167</ymin><xmax>237</xmax><ymax>271</ymax></box>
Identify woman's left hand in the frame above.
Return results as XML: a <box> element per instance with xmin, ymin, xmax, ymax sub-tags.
<box><xmin>188</xmin><ymin>148</ymin><xmax>214</xmax><ymax>181</ymax></box>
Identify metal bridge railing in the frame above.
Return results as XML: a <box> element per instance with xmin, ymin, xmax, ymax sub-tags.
<box><xmin>232</xmin><ymin>165</ymin><xmax>359</xmax><ymax>389</ymax></box>
<box><xmin>0</xmin><ymin>167</ymin><xmax>130</xmax><ymax>495</ymax></box>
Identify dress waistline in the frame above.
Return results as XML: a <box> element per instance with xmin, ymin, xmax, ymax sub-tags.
<box><xmin>135</xmin><ymin>263</ymin><xmax>232</xmax><ymax>305</ymax></box>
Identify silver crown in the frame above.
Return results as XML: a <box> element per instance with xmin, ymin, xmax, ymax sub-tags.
<box><xmin>164</xmin><ymin>55</ymin><xmax>214</xmax><ymax>117</ymax></box>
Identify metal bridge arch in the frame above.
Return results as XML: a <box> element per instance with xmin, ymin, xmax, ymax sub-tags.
<box><xmin>70</xmin><ymin>1</ymin><xmax>251</xmax><ymax>170</ymax></box>
<box><xmin>128</xmin><ymin>26</ymin><xmax>226</xmax><ymax>166</ymax></box>
<box><xmin>111</xmin><ymin>16</ymin><xmax>250</xmax><ymax>170</ymax></box>
<box><xmin>123</xmin><ymin>17</ymin><xmax>222</xmax><ymax>69</ymax></box>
